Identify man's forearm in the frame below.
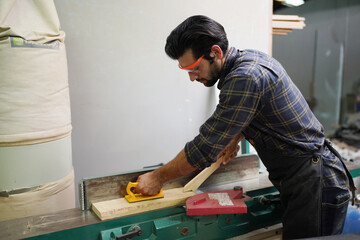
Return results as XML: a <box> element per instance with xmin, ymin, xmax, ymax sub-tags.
<box><xmin>153</xmin><ymin>148</ymin><xmax>196</xmax><ymax>185</ymax></box>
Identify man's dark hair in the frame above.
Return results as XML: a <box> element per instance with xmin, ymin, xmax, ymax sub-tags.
<box><xmin>165</xmin><ymin>15</ymin><xmax>228</xmax><ymax>61</ymax></box>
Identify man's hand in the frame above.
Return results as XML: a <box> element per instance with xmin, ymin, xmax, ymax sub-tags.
<box><xmin>134</xmin><ymin>148</ymin><xmax>196</xmax><ymax>196</ymax></box>
<box><xmin>135</xmin><ymin>171</ymin><xmax>163</xmax><ymax>196</ymax></box>
<box><xmin>217</xmin><ymin>133</ymin><xmax>244</xmax><ymax>165</ymax></box>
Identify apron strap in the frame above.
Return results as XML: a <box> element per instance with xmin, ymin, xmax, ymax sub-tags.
<box><xmin>325</xmin><ymin>139</ymin><xmax>356</xmax><ymax>206</ymax></box>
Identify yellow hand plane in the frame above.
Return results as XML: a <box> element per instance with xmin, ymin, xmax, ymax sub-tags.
<box><xmin>125</xmin><ymin>182</ymin><xmax>164</xmax><ymax>203</ymax></box>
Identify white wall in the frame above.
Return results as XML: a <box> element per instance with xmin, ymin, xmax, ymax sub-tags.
<box><xmin>54</xmin><ymin>0</ymin><xmax>272</xmax><ymax>205</ymax></box>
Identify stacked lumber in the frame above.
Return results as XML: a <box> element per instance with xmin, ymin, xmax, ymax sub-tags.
<box><xmin>272</xmin><ymin>14</ymin><xmax>306</xmax><ymax>35</ymax></box>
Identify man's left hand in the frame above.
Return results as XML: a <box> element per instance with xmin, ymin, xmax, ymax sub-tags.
<box><xmin>217</xmin><ymin>133</ymin><xmax>244</xmax><ymax>164</ymax></box>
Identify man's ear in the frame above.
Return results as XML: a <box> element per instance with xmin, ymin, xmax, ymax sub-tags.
<box><xmin>210</xmin><ymin>45</ymin><xmax>223</xmax><ymax>59</ymax></box>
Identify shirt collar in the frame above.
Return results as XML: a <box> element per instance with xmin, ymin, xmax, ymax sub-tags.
<box><xmin>218</xmin><ymin>47</ymin><xmax>238</xmax><ymax>89</ymax></box>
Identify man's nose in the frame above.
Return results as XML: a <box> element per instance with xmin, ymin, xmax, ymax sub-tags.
<box><xmin>188</xmin><ymin>72</ymin><xmax>198</xmax><ymax>81</ymax></box>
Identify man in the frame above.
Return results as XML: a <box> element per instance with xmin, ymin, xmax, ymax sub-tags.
<box><xmin>135</xmin><ymin>15</ymin><xmax>355</xmax><ymax>239</ymax></box>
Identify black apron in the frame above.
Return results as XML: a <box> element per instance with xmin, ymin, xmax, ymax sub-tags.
<box><xmin>254</xmin><ymin>139</ymin><xmax>355</xmax><ymax>239</ymax></box>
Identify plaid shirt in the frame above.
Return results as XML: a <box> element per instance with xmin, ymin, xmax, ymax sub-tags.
<box><xmin>185</xmin><ymin>47</ymin><xmax>348</xmax><ymax>189</ymax></box>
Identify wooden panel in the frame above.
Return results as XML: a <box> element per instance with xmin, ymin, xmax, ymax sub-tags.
<box><xmin>272</xmin><ymin>21</ymin><xmax>305</xmax><ymax>30</ymax></box>
<box><xmin>273</xmin><ymin>29</ymin><xmax>293</xmax><ymax>36</ymax></box>
<box><xmin>82</xmin><ymin>168</ymin><xmax>157</xmax><ymax>208</ymax></box>
<box><xmin>92</xmin><ymin>188</ymin><xmax>195</xmax><ymax>221</ymax></box>
<box><xmin>203</xmin><ymin>154</ymin><xmax>259</xmax><ymax>186</ymax></box>
<box><xmin>272</xmin><ymin>15</ymin><xmax>305</xmax><ymax>21</ymax></box>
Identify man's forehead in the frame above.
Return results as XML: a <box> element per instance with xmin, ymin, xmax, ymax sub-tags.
<box><xmin>181</xmin><ymin>49</ymin><xmax>195</xmax><ymax>58</ymax></box>
<box><xmin>178</xmin><ymin>49</ymin><xmax>195</xmax><ymax>66</ymax></box>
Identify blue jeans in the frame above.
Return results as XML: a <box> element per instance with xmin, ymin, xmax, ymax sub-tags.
<box><xmin>321</xmin><ymin>188</ymin><xmax>350</xmax><ymax>236</ymax></box>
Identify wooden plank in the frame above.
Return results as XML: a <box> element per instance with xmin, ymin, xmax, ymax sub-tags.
<box><xmin>272</xmin><ymin>14</ymin><xmax>305</xmax><ymax>22</ymax></box>
<box><xmin>273</xmin><ymin>31</ymin><xmax>288</xmax><ymax>36</ymax></box>
<box><xmin>272</xmin><ymin>29</ymin><xmax>292</xmax><ymax>35</ymax></box>
<box><xmin>91</xmin><ymin>188</ymin><xmax>195</xmax><ymax>220</ymax></box>
<box><xmin>183</xmin><ymin>156</ymin><xmax>223</xmax><ymax>192</ymax></box>
<box><xmin>272</xmin><ymin>28</ymin><xmax>292</xmax><ymax>32</ymax></box>
<box><xmin>272</xmin><ymin>20</ymin><xmax>305</xmax><ymax>29</ymax></box>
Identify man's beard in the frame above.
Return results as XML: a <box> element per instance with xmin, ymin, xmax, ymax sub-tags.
<box><xmin>200</xmin><ymin>63</ymin><xmax>221</xmax><ymax>87</ymax></box>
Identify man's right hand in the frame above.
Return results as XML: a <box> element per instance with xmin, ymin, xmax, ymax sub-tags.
<box><xmin>135</xmin><ymin>171</ymin><xmax>163</xmax><ymax>196</ymax></box>
<box><xmin>134</xmin><ymin>148</ymin><xmax>196</xmax><ymax>196</ymax></box>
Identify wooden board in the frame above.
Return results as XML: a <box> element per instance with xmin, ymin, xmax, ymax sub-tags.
<box><xmin>183</xmin><ymin>156</ymin><xmax>223</xmax><ymax>192</ymax></box>
<box><xmin>273</xmin><ymin>29</ymin><xmax>293</xmax><ymax>36</ymax></box>
<box><xmin>92</xmin><ymin>187</ymin><xmax>195</xmax><ymax>220</ymax></box>
<box><xmin>272</xmin><ymin>14</ymin><xmax>305</xmax><ymax>21</ymax></box>
<box><xmin>272</xmin><ymin>21</ymin><xmax>305</xmax><ymax>30</ymax></box>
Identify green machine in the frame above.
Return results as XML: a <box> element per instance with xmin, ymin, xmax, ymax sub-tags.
<box><xmin>21</xmin><ymin>187</ymin><xmax>281</xmax><ymax>240</ymax></box>
<box><xmin>2</xmin><ymin>141</ymin><xmax>359</xmax><ymax>240</ymax></box>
